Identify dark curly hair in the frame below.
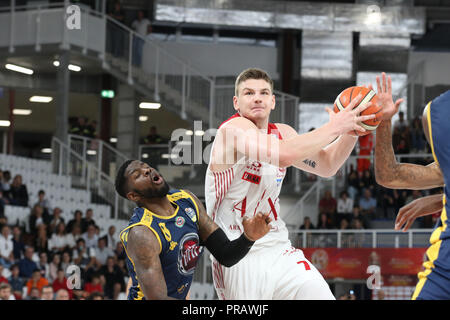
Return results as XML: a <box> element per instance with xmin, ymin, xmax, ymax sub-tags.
<box><xmin>114</xmin><ymin>159</ymin><xmax>135</xmax><ymax>199</ymax></box>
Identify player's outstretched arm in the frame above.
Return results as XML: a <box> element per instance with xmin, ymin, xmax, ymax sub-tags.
<box><xmin>395</xmin><ymin>193</ymin><xmax>443</xmax><ymax>232</ymax></box>
<box><xmin>126</xmin><ymin>225</ymin><xmax>176</xmax><ymax>300</ymax></box>
<box><xmin>185</xmin><ymin>190</ymin><xmax>271</xmax><ymax>267</ymax></box>
<box><xmin>374</xmin><ymin>72</ymin><xmax>444</xmax><ymax>190</ymax></box>
<box><xmin>276</xmin><ymin>123</ymin><xmax>358</xmax><ymax>177</ymax></box>
<box><xmin>215</xmin><ymin>97</ymin><xmax>375</xmax><ymax>169</ymax></box>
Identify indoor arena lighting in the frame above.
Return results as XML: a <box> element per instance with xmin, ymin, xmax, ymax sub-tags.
<box><xmin>41</xmin><ymin>148</ymin><xmax>52</xmax><ymax>153</ymax></box>
<box><xmin>139</xmin><ymin>115</ymin><xmax>148</xmax><ymax>122</ymax></box>
<box><xmin>53</xmin><ymin>61</ymin><xmax>81</xmax><ymax>72</ymax></box>
<box><xmin>5</xmin><ymin>63</ymin><xmax>34</xmax><ymax>75</ymax></box>
<box><xmin>30</xmin><ymin>96</ymin><xmax>53</xmax><ymax>103</ymax></box>
<box><xmin>68</xmin><ymin>64</ymin><xmax>81</xmax><ymax>72</ymax></box>
<box><xmin>139</xmin><ymin>102</ymin><xmax>161</xmax><ymax>109</ymax></box>
<box><xmin>0</xmin><ymin>120</ymin><xmax>11</xmax><ymax>127</ymax></box>
<box><xmin>109</xmin><ymin>137</ymin><xmax>117</xmax><ymax>143</ymax></box>
<box><xmin>194</xmin><ymin>130</ymin><xmax>205</xmax><ymax>136</ymax></box>
<box><xmin>185</xmin><ymin>130</ymin><xmax>193</xmax><ymax>136</ymax></box>
<box><xmin>87</xmin><ymin>150</ymin><xmax>97</xmax><ymax>155</ymax></box>
<box><xmin>13</xmin><ymin>109</ymin><xmax>32</xmax><ymax>115</ymax></box>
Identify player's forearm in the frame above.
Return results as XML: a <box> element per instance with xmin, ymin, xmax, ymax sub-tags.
<box><xmin>375</xmin><ymin>120</ymin><xmax>443</xmax><ymax>189</ymax></box>
<box><xmin>280</xmin><ymin>122</ymin><xmax>340</xmax><ymax>167</ymax></box>
<box><xmin>321</xmin><ymin>134</ymin><xmax>358</xmax><ymax>176</ymax></box>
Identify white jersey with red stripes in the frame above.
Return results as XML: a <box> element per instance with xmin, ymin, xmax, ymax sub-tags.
<box><xmin>205</xmin><ymin>113</ymin><xmax>290</xmax><ymax>251</ymax></box>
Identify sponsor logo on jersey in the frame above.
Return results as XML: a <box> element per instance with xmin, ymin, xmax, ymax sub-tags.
<box><xmin>228</xmin><ymin>224</ymin><xmax>241</xmax><ymax>231</ymax></box>
<box><xmin>246</xmin><ymin>161</ymin><xmax>262</xmax><ymax>173</ymax></box>
<box><xmin>185</xmin><ymin>207</ymin><xmax>197</xmax><ymax>222</ymax></box>
<box><xmin>177</xmin><ymin>282</ymin><xmax>190</xmax><ymax>294</ymax></box>
<box><xmin>242</xmin><ymin>171</ymin><xmax>261</xmax><ymax>185</ymax></box>
<box><xmin>175</xmin><ymin>216</ymin><xmax>185</xmax><ymax>228</ymax></box>
<box><xmin>178</xmin><ymin>233</ymin><xmax>203</xmax><ymax>276</ymax></box>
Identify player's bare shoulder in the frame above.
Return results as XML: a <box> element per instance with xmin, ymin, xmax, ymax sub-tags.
<box><xmin>273</xmin><ymin>123</ymin><xmax>297</xmax><ymax>139</ymax></box>
<box><xmin>210</xmin><ymin>117</ymin><xmax>256</xmax><ymax>172</ymax></box>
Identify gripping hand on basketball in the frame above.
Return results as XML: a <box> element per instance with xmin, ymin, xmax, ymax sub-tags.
<box><xmin>242</xmin><ymin>212</ymin><xmax>272</xmax><ymax>241</ymax></box>
<box><xmin>374</xmin><ymin>72</ymin><xmax>404</xmax><ymax>121</ymax></box>
<box><xmin>325</xmin><ymin>94</ymin><xmax>376</xmax><ymax>135</ymax></box>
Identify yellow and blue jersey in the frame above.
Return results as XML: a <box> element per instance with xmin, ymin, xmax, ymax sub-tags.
<box><xmin>119</xmin><ymin>189</ymin><xmax>204</xmax><ymax>300</ymax></box>
<box><xmin>413</xmin><ymin>91</ymin><xmax>450</xmax><ymax>300</ymax></box>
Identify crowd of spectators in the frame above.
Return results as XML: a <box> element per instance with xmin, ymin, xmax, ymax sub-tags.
<box><xmin>301</xmin><ymin>113</ymin><xmax>441</xmax><ymax>234</ymax></box>
<box><xmin>69</xmin><ymin>116</ymin><xmax>98</xmax><ymax>139</ymax></box>
<box><xmin>0</xmin><ymin>169</ymin><xmax>127</xmax><ymax>300</ymax></box>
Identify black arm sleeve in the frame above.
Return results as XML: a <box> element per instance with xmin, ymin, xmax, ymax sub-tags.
<box><xmin>202</xmin><ymin>228</ymin><xmax>255</xmax><ymax>268</ymax></box>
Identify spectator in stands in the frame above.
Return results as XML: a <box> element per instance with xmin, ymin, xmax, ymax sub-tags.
<box><xmin>18</xmin><ymin>246</ymin><xmax>38</xmax><ymax>279</ymax></box>
<box><xmin>395</xmin><ymin>138</ymin><xmax>410</xmax><ymax>155</ymax></box>
<box><xmin>410</xmin><ymin>117</ymin><xmax>426</xmax><ymax>153</ymax></box>
<box><xmin>357</xmin><ymin>133</ymin><xmax>374</xmax><ymax>174</ymax></box>
<box><xmin>37</xmin><ymin>252</ymin><xmax>50</xmax><ymax>280</ymax></box>
<box><xmin>393</xmin><ymin>189</ymin><xmax>407</xmax><ymax>214</ymax></box>
<box><xmin>83</xmin><ymin>273</ymin><xmax>103</xmax><ymax>296</ymax></box>
<box><xmin>300</xmin><ymin>216</ymin><xmax>315</xmax><ymax>230</ymax></box>
<box><xmin>0</xmin><ymin>283</ymin><xmax>15</xmax><ymax>300</ymax></box>
<box><xmin>0</xmin><ymin>225</ymin><xmax>14</xmax><ymax>268</ymax></box>
<box><xmin>350</xmin><ymin>206</ymin><xmax>369</xmax><ymax>229</ymax></box>
<box><xmin>52</xmin><ymin>269</ymin><xmax>72</xmax><ymax>300</ymax></box>
<box><xmin>48</xmin><ymin>207</ymin><xmax>65</xmax><ymax>235</ymax></box>
<box><xmin>8</xmin><ymin>264</ymin><xmax>24</xmax><ymax>299</ymax></box>
<box><xmin>105</xmin><ymin>225</ymin><xmax>117</xmax><ymax>251</ymax></box>
<box><xmin>144</xmin><ymin>126</ymin><xmax>164</xmax><ymax>144</ymax></box>
<box><xmin>40</xmin><ymin>285</ymin><xmax>54</xmax><ymax>300</ymax></box>
<box><xmin>318</xmin><ymin>190</ymin><xmax>337</xmax><ymax>226</ymax></box>
<box><xmin>29</xmin><ymin>204</ymin><xmax>47</xmax><ymax>237</ymax></box>
<box><xmin>114</xmin><ymin>242</ymin><xmax>126</xmax><ymax>261</ymax></box>
<box><xmin>48</xmin><ymin>253</ymin><xmax>60</xmax><ymax>284</ymax></box>
<box><xmin>84</xmin><ymin>120</ymin><xmax>98</xmax><ymax>139</ymax></box>
<box><xmin>0</xmin><ymin>191</ymin><xmax>7</xmax><ymax>218</ymax></box>
<box><xmin>0</xmin><ymin>264</ymin><xmax>8</xmax><ymax>284</ymax></box>
<box><xmin>95</xmin><ymin>236</ymin><xmax>114</xmax><ymax>269</ymax></box>
<box><xmin>393</xmin><ymin>111</ymin><xmax>407</xmax><ymax>131</ymax></box>
<box><xmin>72</xmin><ymin>238</ymin><xmax>96</xmax><ymax>281</ymax></box>
<box><xmin>34</xmin><ymin>224</ymin><xmax>49</xmax><ymax>254</ymax></box>
<box><xmin>108</xmin><ymin>1</ymin><xmax>125</xmax><ymax>57</ymax></box>
<box><xmin>60</xmin><ymin>252</ymin><xmax>72</xmax><ymax>276</ymax></box>
<box><xmin>359</xmin><ymin>169</ymin><xmax>376</xmax><ymax>194</ymax></box>
<box><xmin>1</xmin><ymin>171</ymin><xmax>12</xmax><ymax>200</ymax></box>
<box><xmin>339</xmin><ymin>219</ymin><xmax>351</xmax><ymax>247</ymax></box>
<box><xmin>82</xmin><ymin>208</ymin><xmax>96</xmax><ymax>233</ymax></box>
<box><xmin>49</xmin><ymin>222</ymin><xmax>69</xmax><ymax>255</ymax></box>
<box><xmin>351</xmin><ymin>218</ymin><xmax>365</xmax><ymax>247</ymax></box>
<box><xmin>26</xmin><ymin>269</ymin><xmax>49</xmax><ymax>296</ymax></box>
<box><xmin>34</xmin><ymin>190</ymin><xmax>52</xmax><ymax>217</ymax></box>
<box><xmin>11</xmin><ymin>226</ymin><xmax>25</xmax><ymax>262</ymax></box>
<box><xmin>380</xmin><ymin>188</ymin><xmax>396</xmax><ymax>219</ymax></box>
<box><xmin>131</xmin><ymin>10</ymin><xmax>152</xmax><ymax>66</ymax></box>
<box><xmin>359</xmin><ymin>189</ymin><xmax>377</xmax><ymax>221</ymax></box>
<box><xmin>88</xmin><ymin>291</ymin><xmax>104</xmax><ymax>300</ymax></box>
<box><xmin>55</xmin><ymin>288</ymin><xmax>70</xmax><ymax>300</ymax></box>
<box><xmin>317</xmin><ymin>212</ymin><xmax>332</xmax><ymax>229</ymax></box>
<box><xmin>347</xmin><ymin>169</ymin><xmax>360</xmax><ymax>201</ymax></box>
<box><xmin>337</xmin><ymin>190</ymin><xmax>353</xmax><ymax>225</ymax></box>
<box><xmin>26</xmin><ymin>287</ymin><xmax>41</xmax><ymax>300</ymax></box>
<box><xmin>66</xmin><ymin>210</ymin><xmax>83</xmax><ymax>234</ymax></box>
<box><xmin>66</xmin><ymin>224</ymin><xmax>82</xmax><ymax>250</ymax></box>
<box><xmin>82</xmin><ymin>224</ymin><xmax>99</xmax><ymax>249</ymax></box>
<box><xmin>9</xmin><ymin>174</ymin><xmax>28</xmax><ymax>207</ymax></box>
<box><xmin>99</xmin><ymin>256</ymin><xmax>125</xmax><ymax>300</ymax></box>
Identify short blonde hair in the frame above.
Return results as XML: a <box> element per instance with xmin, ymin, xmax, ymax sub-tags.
<box><xmin>234</xmin><ymin>68</ymin><xmax>274</xmax><ymax>96</ymax></box>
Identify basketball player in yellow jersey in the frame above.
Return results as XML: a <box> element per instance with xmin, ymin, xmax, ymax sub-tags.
<box><xmin>204</xmin><ymin>68</ymin><xmax>377</xmax><ymax>300</ymax></box>
<box><xmin>374</xmin><ymin>72</ymin><xmax>449</xmax><ymax>300</ymax></box>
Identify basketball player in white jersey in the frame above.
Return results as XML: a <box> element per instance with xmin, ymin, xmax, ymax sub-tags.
<box><xmin>204</xmin><ymin>68</ymin><xmax>377</xmax><ymax>300</ymax></box>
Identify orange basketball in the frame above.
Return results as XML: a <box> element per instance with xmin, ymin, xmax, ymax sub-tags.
<box><xmin>333</xmin><ymin>86</ymin><xmax>383</xmax><ymax>136</ymax></box>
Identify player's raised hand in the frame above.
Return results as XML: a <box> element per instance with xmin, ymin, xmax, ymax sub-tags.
<box><xmin>242</xmin><ymin>212</ymin><xmax>272</xmax><ymax>241</ymax></box>
<box><xmin>325</xmin><ymin>93</ymin><xmax>376</xmax><ymax>135</ymax></box>
<box><xmin>395</xmin><ymin>195</ymin><xmax>443</xmax><ymax>232</ymax></box>
<box><xmin>376</xmin><ymin>72</ymin><xmax>404</xmax><ymax>121</ymax></box>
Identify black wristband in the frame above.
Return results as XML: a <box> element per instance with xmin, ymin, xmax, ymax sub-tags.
<box><xmin>203</xmin><ymin>228</ymin><xmax>255</xmax><ymax>267</ymax></box>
